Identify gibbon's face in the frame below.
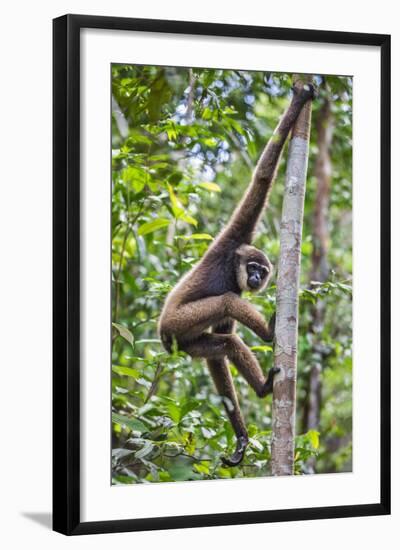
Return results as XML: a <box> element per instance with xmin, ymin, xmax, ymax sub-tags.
<box><xmin>236</xmin><ymin>245</ymin><xmax>273</xmax><ymax>293</ymax></box>
<box><xmin>246</xmin><ymin>260</ymin><xmax>270</xmax><ymax>291</ymax></box>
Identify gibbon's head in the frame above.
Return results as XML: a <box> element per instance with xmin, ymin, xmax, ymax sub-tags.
<box><xmin>235</xmin><ymin>245</ymin><xmax>273</xmax><ymax>293</ymax></box>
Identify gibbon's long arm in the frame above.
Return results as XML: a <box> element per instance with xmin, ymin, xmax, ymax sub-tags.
<box><xmin>221</xmin><ymin>82</ymin><xmax>315</xmax><ymax>244</ymax></box>
<box><xmin>162</xmin><ymin>291</ymin><xmax>274</xmax><ymax>344</ymax></box>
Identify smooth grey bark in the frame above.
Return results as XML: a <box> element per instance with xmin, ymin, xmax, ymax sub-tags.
<box><xmin>271</xmin><ymin>79</ymin><xmax>313</xmax><ymax>476</ymax></box>
<box><xmin>310</xmin><ymin>97</ymin><xmax>333</xmax><ymax>285</ymax></box>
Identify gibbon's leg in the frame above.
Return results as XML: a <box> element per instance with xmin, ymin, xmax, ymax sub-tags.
<box><xmin>207</xmin><ymin>357</ymin><xmax>249</xmax><ymax>467</ymax></box>
<box><xmin>206</xmin><ymin>321</ymin><xmax>249</xmax><ymax>466</ymax></box>
<box><xmin>181</xmin><ymin>332</ymin><xmax>279</xmax><ymax>399</ymax></box>
<box><xmin>164</xmin><ymin>293</ymin><xmax>274</xmax><ymax>343</ymax></box>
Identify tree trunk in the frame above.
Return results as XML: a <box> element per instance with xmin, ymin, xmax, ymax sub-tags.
<box><xmin>271</xmin><ymin>76</ymin><xmax>313</xmax><ymax>476</ymax></box>
<box><xmin>311</xmin><ymin>97</ymin><xmax>333</xmax><ymax>284</ymax></box>
<box><xmin>302</xmin><ymin>96</ymin><xmax>333</xmax><ymax>469</ymax></box>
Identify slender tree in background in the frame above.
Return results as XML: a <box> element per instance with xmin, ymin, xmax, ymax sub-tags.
<box><xmin>271</xmin><ymin>76</ymin><xmax>314</xmax><ymax>476</ymax></box>
<box><xmin>302</xmin><ymin>94</ymin><xmax>333</xmax><ymax>464</ymax></box>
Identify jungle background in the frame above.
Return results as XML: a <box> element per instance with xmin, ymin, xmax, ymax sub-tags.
<box><xmin>111</xmin><ymin>65</ymin><xmax>352</xmax><ymax>484</ymax></box>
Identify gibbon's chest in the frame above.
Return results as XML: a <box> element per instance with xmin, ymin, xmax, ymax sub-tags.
<box><xmin>205</xmin><ymin>250</ymin><xmax>239</xmax><ymax>293</ymax></box>
<box><xmin>179</xmin><ymin>249</ymin><xmax>240</xmax><ymax>303</ymax></box>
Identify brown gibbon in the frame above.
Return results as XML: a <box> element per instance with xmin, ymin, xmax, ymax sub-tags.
<box><xmin>158</xmin><ymin>81</ymin><xmax>315</xmax><ymax>466</ymax></box>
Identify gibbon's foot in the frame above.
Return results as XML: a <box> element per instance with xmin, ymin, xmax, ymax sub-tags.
<box><xmin>259</xmin><ymin>366</ymin><xmax>281</xmax><ymax>397</ymax></box>
<box><xmin>221</xmin><ymin>435</ymin><xmax>249</xmax><ymax>467</ymax></box>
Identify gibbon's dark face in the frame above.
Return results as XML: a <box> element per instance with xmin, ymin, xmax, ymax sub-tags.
<box><xmin>246</xmin><ymin>261</ymin><xmax>269</xmax><ymax>290</ymax></box>
<box><xmin>235</xmin><ymin>245</ymin><xmax>272</xmax><ymax>293</ymax></box>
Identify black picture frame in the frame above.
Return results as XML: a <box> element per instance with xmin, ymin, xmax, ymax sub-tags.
<box><xmin>53</xmin><ymin>14</ymin><xmax>391</xmax><ymax>536</ymax></box>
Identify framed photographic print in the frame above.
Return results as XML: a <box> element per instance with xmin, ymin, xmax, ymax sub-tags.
<box><xmin>53</xmin><ymin>14</ymin><xmax>391</xmax><ymax>535</ymax></box>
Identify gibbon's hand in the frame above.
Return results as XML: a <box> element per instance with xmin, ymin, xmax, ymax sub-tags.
<box><xmin>260</xmin><ymin>310</ymin><xmax>276</xmax><ymax>343</ymax></box>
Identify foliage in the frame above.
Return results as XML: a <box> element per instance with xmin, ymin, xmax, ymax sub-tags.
<box><xmin>111</xmin><ymin>65</ymin><xmax>353</xmax><ymax>483</ymax></box>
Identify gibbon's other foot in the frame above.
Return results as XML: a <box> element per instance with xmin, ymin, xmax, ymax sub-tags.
<box><xmin>258</xmin><ymin>366</ymin><xmax>281</xmax><ymax>398</ymax></box>
<box><xmin>221</xmin><ymin>435</ymin><xmax>249</xmax><ymax>467</ymax></box>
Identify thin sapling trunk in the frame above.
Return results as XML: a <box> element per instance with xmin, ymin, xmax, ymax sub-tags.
<box><xmin>271</xmin><ymin>76</ymin><xmax>314</xmax><ymax>476</ymax></box>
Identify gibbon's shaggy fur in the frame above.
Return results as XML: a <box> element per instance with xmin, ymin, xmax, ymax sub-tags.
<box><xmin>159</xmin><ymin>82</ymin><xmax>315</xmax><ymax>466</ymax></box>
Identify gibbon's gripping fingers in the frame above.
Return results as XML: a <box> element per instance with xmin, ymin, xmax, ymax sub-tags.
<box><xmin>182</xmin><ymin>333</ymin><xmax>268</xmax><ymax>398</ymax></box>
<box><xmin>259</xmin><ymin>366</ymin><xmax>281</xmax><ymax>397</ymax></box>
<box><xmin>292</xmin><ymin>80</ymin><xmax>316</xmax><ymax>100</ymax></box>
<box><xmin>225</xmin><ymin>293</ymin><xmax>273</xmax><ymax>342</ymax></box>
<box><xmin>207</xmin><ymin>357</ymin><xmax>249</xmax><ymax>467</ymax></box>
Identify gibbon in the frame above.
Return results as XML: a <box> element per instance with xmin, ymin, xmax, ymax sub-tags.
<box><xmin>159</xmin><ymin>82</ymin><xmax>315</xmax><ymax>466</ymax></box>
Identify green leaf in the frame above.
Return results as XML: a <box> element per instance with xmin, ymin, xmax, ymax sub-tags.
<box><xmin>183</xmin><ymin>432</ymin><xmax>197</xmax><ymax>454</ymax></box>
<box><xmin>112</xmin><ymin>365</ymin><xmax>140</xmax><ymax>378</ymax></box>
<box><xmin>193</xmin><ymin>462</ymin><xmax>210</xmax><ymax>475</ymax></box>
<box><xmin>112</xmin><ymin>412</ymin><xmax>147</xmax><ymax>433</ymax></box>
<box><xmin>112</xmin><ymin>448</ymin><xmax>135</xmax><ymax>459</ymax></box>
<box><xmin>121</xmin><ymin>165</ymin><xmax>147</xmax><ymax>193</ymax></box>
<box><xmin>301</xmin><ymin>241</ymin><xmax>313</xmax><ymax>255</ymax></box>
<box><xmin>202</xmin><ymin>107</ymin><xmax>212</xmax><ymax>120</ymax></box>
<box><xmin>202</xmin><ymin>137</ymin><xmax>218</xmax><ymax>147</ymax></box>
<box><xmin>299</xmin><ymin>289</ymin><xmax>317</xmax><ymax>304</ymax></box>
<box><xmin>138</xmin><ymin>218</ymin><xmax>170</xmax><ymax>236</ymax></box>
<box><xmin>176</xmin><ymin>233</ymin><xmax>213</xmax><ymax>241</ymax></box>
<box><xmin>135</xmin><ymin>339</ymin><xmax>162</xmax><ymax>345</ymax></box>
<box><xmin>337</xmin><ymin>282</ymin><xmax>352</xmax><ymax>295</ymax></box>
<box><xmin>198</xmin><ymin>182</ymin><xmax>221</xmax><ymax>193</ymax></box>
<box><xmin>165</xmin><ymin>121</ymin><xmax>178</xmax><ymax>141</ymax></box>
<box><xmin>166</xmin><ymin>402</ymin><xmax>181</xmax><ymax>423</ymax></box>
<box><xmin>135</xmin><ymin>440</ymin><xmax>154</xmax><ymax>459</ymax></box>
<box><xmin>159</xmin><ymin>471</ymin><xmax>173</xmax><ymax>482</ymax></box>
<box><xmin>250</xmin><ymin>345</ymin><xmax>273</xmax><ymax>353</ymax></box>
<box><xmin>307</xmin><ymin>429</ymin><xmax>320</xmax><ymax>449</ymax></box>
<box><xmin>167</xmin><ymin>184</ymin><xmax>184</xmax><ymax>216</ymax></box>
<box><xmin>180</xmin><ymin>399</ymin><xmax>200</xmax><ymax>419</ymax></box>
<box><xmin>249</xmin><ymin>437</ymin><xmax>263</xmax><ymax>452</ymax></box>
<box><xmin>179</xmin><ymin>212</ymin><xmax>198</xmax><ymax>226</ymax></box>
<box><xmin>229</xmin><ymin>118</ymin><xmax>245</xmax><ymax>136</ymax></box>
<box><xmin>167</xmin><ymin>184</ymin><xmax>197</xmax><ymax>226</ymax></box>
<box><xmin>112</xmin><ymin>323</ymin><xmax>134</xmax><ymax>347</ymax></box>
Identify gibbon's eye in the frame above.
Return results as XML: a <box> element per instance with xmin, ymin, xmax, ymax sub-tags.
<box><xmin>247</xmin><ymin>262</ymin><xmax>268</xmax><ymax>279</ymax></box>
<box><xmin>247</xmin><ymin>262</ymin><xmax>259</xmax><ymax>274</ymax></box>
<box><xmin>260</xmin><ymin>266</ymin><xmax>268</xmax><ymax>278</ymax></box>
